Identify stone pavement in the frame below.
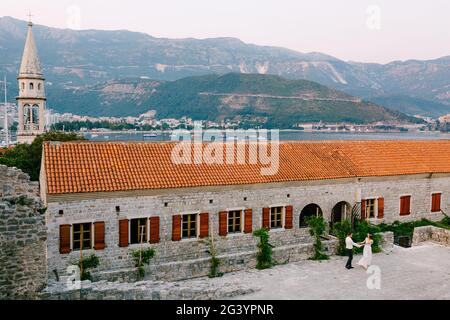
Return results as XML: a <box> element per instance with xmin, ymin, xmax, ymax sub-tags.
<box><xmin>43</xmin><ymin>242</ymin><xmax>450</xmax><ymax>300</ymax></box>
<box><xmin>233</xmin><ymin>242</ymin><xmax>450</xmax><ymax>300</ymax></box>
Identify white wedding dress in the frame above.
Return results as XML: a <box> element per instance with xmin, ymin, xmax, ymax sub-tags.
<box><xmin>357</xmin><ymin>239</ymin><xmax>373</xmax><ymax>269</ymax></box>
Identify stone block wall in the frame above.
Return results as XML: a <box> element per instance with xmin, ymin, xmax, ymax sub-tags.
<box><xmin>46</xmin><ymin>179</ymin><xmax>356</xmax><ymax>281</ymax></box>
<box><xmin>0</xmin><ymin>165</ymin><xmax>47</xmax><ymax>299</ymax></box>
<box><xmin>360</xmin><ymin>175</ymin><xmax>449</xmax><ymax>224</ymax></box>
<box><xmin>412</xmin><ymin>226</ymin><xmax>450</xmax><ymax>247</ymax></box>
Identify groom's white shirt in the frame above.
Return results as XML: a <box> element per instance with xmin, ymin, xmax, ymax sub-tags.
<box><xmin>346</xmin><ymin>237</ymin><xmax>359</xmax><ymax>249</ymax></box>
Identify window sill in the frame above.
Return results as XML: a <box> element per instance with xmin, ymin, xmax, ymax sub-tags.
<box><xmin>227</xmin><ymin>232</ymin><xmax>245</xmax><ymax>238</ymax></box>
<box><xmin>128</xmin><ymin>243</ymin><xmax>151</xmax><ymax>249</ymax></box>
<box><xmin>180</xmin><ymin>237</ymin><xmax>200</xmax><ymax>243</ymax></box>
<box><xmin>72</xmin><ymin>248</ymin><xmax>94</xmax><ymax>253</ymax></box>
<box><xmin>269</xmin><ymin>228</ymin><xmax>285</xmax><ymax>233</ymax></box>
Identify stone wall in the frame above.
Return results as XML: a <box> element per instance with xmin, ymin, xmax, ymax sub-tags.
<box><xmin>42</xmin><ymin>276</ymin><xmax>257</xmax><ymax>301</ymax></box>
<box><xmin>42</xmin><ymin>173</ymin><xmax>428</xmax><ymax>282</ymax></box>
<box><xmin>412</xmin><ymin>226</ymin><xmax>450</xmax><ymax>247</ymax></box>
<box><xmin>41</xmin><ymin>232</ymin><xmax>394</xmax><ymax>300</ymax></box>
<box><xmin>0</xmin><ymin>165</ymin><xmax>46</xmax><ymax>299</ymax></box>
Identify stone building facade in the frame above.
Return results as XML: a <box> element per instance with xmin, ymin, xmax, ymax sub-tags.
<box><xmin>40</xmin><ymin>140</ymin><xmax>450</xmax><ymax>281</ymax></box>
<box><xmin>0</xmin><ymin>165</ymin><xmax>46</xmax><ymax>299</ymax></box>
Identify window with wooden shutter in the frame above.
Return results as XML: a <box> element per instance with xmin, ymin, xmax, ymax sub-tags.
<box><xmin>94</xmin><ymin>221</ymin><xmax>106</xmax><ymax>250</ymax></box>
<box><xmin>199</xmin><ymin>213</ymin><xmax>209</xmax><ymax>239</ymax></box>
<box><xmin>172</xmin><ymin>215</ymin><xmax>182</xmax><ymax>241</ymax></box>
<box><xmin>361</xmin><ymin>200</ymin><xmax>366</xmax><ymax>220</ymax></box>
<box><xmin>119</xmin><ymin>219</ymin><xmax>129</xmax><ymax>247</ymax></box>
<box><xmin>219</xmin><ymin>211</ymin><xmax>228</xmax><ymax>237</ymax></box>
<box><xmin>270</xmin><ymin>207</ymin><xmax>283</xmax><ymax>229</ymax></box>
<box><xmin>73</xmin><ymin>223</ymin><xmax>92</xmax><ymax>251</ymax></box>
<box><xmin>262</xmin><ymin>207</ymin><xmax>270</xmax><ymax>230</ymax></box>
<box><xmin>181</xmin><ymin>214</ymin><xmax>198</xmax><ymax>239</ymax></box>
<box><xmin>130</xmin><ymin>218</ymin><xmax>148</xmax><ymax>245</ymax></box>
<box><xmin>285</xmin><ymin>206</ymin><xmax>293</xmax><ymax>229</ymax></box>
<box><xmin>149</xmin><ymin>217</ymin><xmax>160</xmax><ymax>244</ymax></box>
<box><xmin>227</xmin><ymin>210</ymin><xmax>242</xmax><ymax>234</ymax></box>
<box><xmin>431</xmin><ymin>193</ymin><xmax>441</xmax><ymax>212</ymax></box>
<box><xmin>377</xmin><ymin>198</ymin><xmax>385</xmax><ymax>219</ymax></box>
<box><xmin>400</xmin><ymin>196</ymin><xmax>411</xmax><ymax>216</ymax></box>
<box><xmin>59</xmin><ymin>225</ymin><xmax>71</xmax><ymax>254</ymax></box>
<box><xmin>244</xmin><ymin>209</ymin><xmax>253</xmax><ymax>234</ymax></box>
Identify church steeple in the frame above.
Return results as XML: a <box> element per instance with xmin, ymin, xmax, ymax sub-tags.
<box><xmin>19</xmin><ymin>21</ymin><xmax>43</xmax><ymax>79</ymax></box>
<box><xmin>16</xmin><ymin>19</ymin><xmax>46</xmax><ymax>144</ymax></box>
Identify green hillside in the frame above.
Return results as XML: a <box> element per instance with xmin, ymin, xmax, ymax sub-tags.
<box><xmin>48</xmin><ymin>73</ymin><xmax>420</xmax><ymax>127</ymax></box>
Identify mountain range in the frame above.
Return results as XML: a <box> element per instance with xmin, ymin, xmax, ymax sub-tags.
<box><xmin>1</xmin><ymin>16</ymin><xmax>449</xmax><ymax>120</ymax></box>
<box><xmin>47</xmin><ymin>73</ymin><xmax>419</xmax><ymax>126</ymax></box>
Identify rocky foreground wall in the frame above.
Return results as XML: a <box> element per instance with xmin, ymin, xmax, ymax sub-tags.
<box><xmin>0</xmin><ymin>165</ymin><xmax>47</xmax><ymax>300</ymax></box>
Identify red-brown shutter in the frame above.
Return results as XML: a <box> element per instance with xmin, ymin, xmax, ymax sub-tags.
<box><xmin>94</xmin><ymin>221</ymin><xmax>106</xmax><ymax>250</ymax></box>
<box><xmin>172</xmin><ymin>215</ymin><xmax>182</xmax><ymax>241</ymax></box>
<box><xmin>432</xmin><ymin>193</ymin><xmax>441</xmax><ymax>212</ymax></box>
<box><xmin>219</xmin><ymin>211</ymin><xmax>228</xmax><ymax>237</ymax></box>
<box><xmin>377</xmin><ymin>198</ymin><xmax>385</xmax><ymax>219</ymax></box>
<box><xmin>244</xmin><ymin>209</ymin><xmax>253</xmax><ymax>234</ymax></box>
<box><xmin>360</xmin><ymin>200</ymin><xmax>366</xmax><ymax>220</ymax></box>
<box><xmin>199</xmin><ymin>213</ymin><xmax>209</xmax><ymax>239</ymax></box>
<box><xmin>262</xmin><ymin>207</ymin><xmax>270</xmax><ymax>230</ymax></box>
<box><xmin>149</xmin><ymin>217</ymin><xmax>160</xmax><ymax>244</ymax></box>
<box><xmin>400</xmin><ymin>196</ymin><xmax>411</xmax><ymax>216</ymax></box>
<box><xmin>406</xmin><ymin>196</ymin><xmax>411</xmax><ymax>214</ymax></box>
<box><xmin>436</xmin><ymin>193</ymin><xmax>441</xmax><ymax>212</ymax></box>
<box><xmin>285</xmin><ymin>206</ymin><xmax>293</xmax><ymax>229</ymax></box>
<box><xmin>119</xmin><ymin>219</ymin><xmax>129</xmax><ymax>247</ymax></box>
<box><xmin>59</xmin><ymin>225</ymin><xmax>71</xmax><ymax>254</ymax></box>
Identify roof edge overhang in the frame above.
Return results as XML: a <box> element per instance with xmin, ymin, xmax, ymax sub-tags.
<box><xmin>44</xmin><ymin>172</ymin><xmax>450</xmax><ymax>203</ymax></box>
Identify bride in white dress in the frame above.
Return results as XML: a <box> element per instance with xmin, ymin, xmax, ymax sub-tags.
<box><xmin>357</xmin><ymin>234</ymin><xmax>374</xmax><ymax>270</ymax></box>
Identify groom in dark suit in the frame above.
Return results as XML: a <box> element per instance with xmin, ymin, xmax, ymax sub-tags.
<box><xmin>345</xmin><ymin>232</ymin><xmax>361</xmax><ymax>269</ymax></box>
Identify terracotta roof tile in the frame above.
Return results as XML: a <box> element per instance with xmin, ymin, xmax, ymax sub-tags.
<box><xmin>42</xmin><ymin>140</ymin><xmax>450</xmax><ymax>195</ymax></box>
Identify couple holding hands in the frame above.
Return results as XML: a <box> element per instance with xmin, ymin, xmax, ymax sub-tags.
<box><xmin>345</xmin><ymin>232</ymin><xmax>374</xmax><ymax>270</ymax></box>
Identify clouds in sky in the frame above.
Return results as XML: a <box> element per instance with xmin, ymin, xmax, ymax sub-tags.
<box><xmin>1</xmin><ymin>0</ymin><xmax>449</xmax><ymax>63</ymax></box>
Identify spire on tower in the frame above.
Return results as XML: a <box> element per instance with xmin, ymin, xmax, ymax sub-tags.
<box><xmin>27</xmin><ymin>11</ymin><xmax>33</xmax><ymax>25</ymax></box>
<box><xmin>18</xmin><ymin>16</ymin><xmax>42</xmax><ymax>79</ymax></box>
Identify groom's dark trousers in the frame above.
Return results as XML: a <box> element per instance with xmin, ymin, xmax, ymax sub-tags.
<box><xmin>346</xmin><ymin>249</ymin><xmax>353</xmax><ymax>269</ymax></box>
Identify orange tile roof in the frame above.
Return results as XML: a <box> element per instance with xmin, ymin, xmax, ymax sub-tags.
<box><xmin>42</xmin><ymin>140</ymin><xmax>450</xmax><ymax>195</ymax></box>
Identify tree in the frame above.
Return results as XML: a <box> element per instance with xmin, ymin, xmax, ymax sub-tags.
<box><xmin>253</xmin><ymin>228</ymin><xmax>274</xmax><ymax>270</ymax></box>
<box><xmin>306</xmin><ymin>215</ymin><xmax>329</xmax><ymax>261</ymax></box>
<box><xmin>0</xmin><ymin>132</ymin><xmax>85</xmax><ymax>181</ymax></box>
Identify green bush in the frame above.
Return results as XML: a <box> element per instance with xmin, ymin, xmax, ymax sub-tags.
<box><xmin>203</xmin><ymin>237</ymin><xmax>223</xmax><ymax>278</ymax></box>
<box><xmin>131</xmin><ymin>248</ymin><xmax>156</xmax><ymax>280</ymax></box>
<box><xmin>352</xmin><ymin>220</ymin><xmax>382</xmax><ymax>254</ymax></box>
<box><xmin>378</xmin><ymin>219</ymin><xmax>430</xmax><ymax>239</ymax></box>
<box><xmin>332</xmin><ymin>220</ymin><xmax>353</xmax><ymax>256</ymax></box>
<box><xmin>378</xmin><ymin>218</ymin><xmax>450</xmax><ymax>240</ymax></box>
<box><xmin>78</xmin><ymin>255</ymin><xmax>100</xmax><ymax>281</ymax></box>
<box><xmin>306</xmin><ymin>216</ymin><xmax>329</xmax><ymax>260</ymax></box>
<box><xmin>253</xmin><ymin>228</ymin><xmax>274</xmax><ymax>270</ymax></box>
<box><xmin>333</xmin><ymin>220</ymin><xmax>382</xmax><ymax>255</ymax></box>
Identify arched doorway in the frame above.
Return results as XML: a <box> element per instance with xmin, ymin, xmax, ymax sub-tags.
<box><xmin>300</xmin><ymin>204</ymin><xmax>323</xmax><ymax>228</ymax></box>
<box><xmin>331</xmin><ymin>202</ymin><xmax>352</xmax><ymax>226</ymax></box>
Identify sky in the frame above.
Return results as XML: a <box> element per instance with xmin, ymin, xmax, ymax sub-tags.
<box><xmin>1</xmin><ymin>0</ymin><xmax>449</xmax><ymax>63</ymax></box>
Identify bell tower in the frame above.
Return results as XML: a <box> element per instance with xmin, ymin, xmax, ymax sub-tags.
<box><xmin>16</xmin><ymin>19</ymin><xmax>46</xmax><ymax>144</ymax></box>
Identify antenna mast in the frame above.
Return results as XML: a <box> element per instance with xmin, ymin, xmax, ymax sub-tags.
<box><xmin>3</xmin><ymin>75</ymin><xmax>8</xmax><ymax>146</ymax></box>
